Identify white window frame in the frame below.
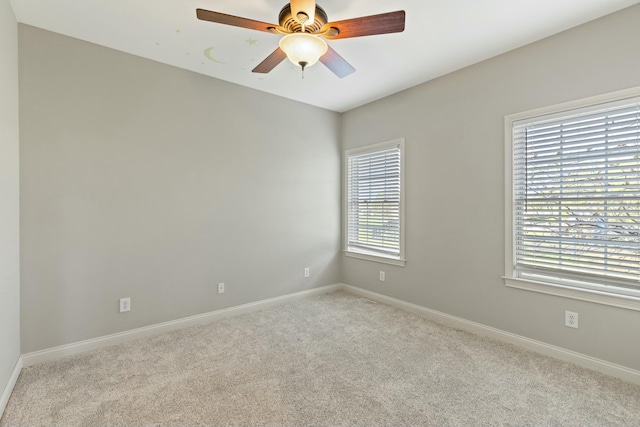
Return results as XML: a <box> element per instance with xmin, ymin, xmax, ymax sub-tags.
<box><xmin>344</xmin><ymin>139</ymin><xmax>406</xmax><ymax>267</ymax></box>
<box><xmin>504</xmin><ymin>87</ymin><xmax>640</xmax><ymax>311</ymax></box>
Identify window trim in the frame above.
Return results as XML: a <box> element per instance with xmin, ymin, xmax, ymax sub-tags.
<box><xmin>504</xmin><ymin>86</ymin><xmax>640</xmax><ymax>311</ymax></box>
<box><xmin>344</xmin><ymin>139</ymin><xmax>406</xmax><ymax>267</ymax></box>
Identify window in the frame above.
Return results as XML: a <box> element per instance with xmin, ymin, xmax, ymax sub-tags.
<box><xmin>505</xmin><ymin>89</ymin><xmax>640</xmax><ymax>309</ymax></box>
<box><xmin>345</xmin><ymin>139</ymin><xmax>405</xmax><ymax>266</ymax></box>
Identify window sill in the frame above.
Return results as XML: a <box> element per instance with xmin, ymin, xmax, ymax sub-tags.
<box><xmin>345</xmin><ymin>250</ymin><xmax>406</xmax><ymax>267</ymax></box>
<box><xmin>503</xmin><ymin>276</ymin><xmax>640</xmax><ymax>312</ymax></box>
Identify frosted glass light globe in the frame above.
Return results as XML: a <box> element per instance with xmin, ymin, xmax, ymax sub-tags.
<box><xmin>279</xmin><ymin>33</ymin><xmax>328</xmax><ymax>69</ymax></box>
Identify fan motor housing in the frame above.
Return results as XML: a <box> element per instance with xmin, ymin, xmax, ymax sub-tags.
<box><xmin>278</xmin><ymin>4</ymin><xmax>328</xmax><ymax>33</ymax></box>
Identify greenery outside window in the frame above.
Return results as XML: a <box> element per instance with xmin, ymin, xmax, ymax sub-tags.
<box><xmin>345</xmin><ymin>139</ymin><xmax>405</xmax><ymax>266</ymax></box>
<box><xmin>505</xmin><ymin>89</ymin><xmax>640</xmax><ymax>310</ymax></box>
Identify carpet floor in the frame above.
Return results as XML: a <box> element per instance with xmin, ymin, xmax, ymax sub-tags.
<box><xmin>2</xmin><ymin>290</ymin><xmax>640</xmax><ymax>426</ymax></box>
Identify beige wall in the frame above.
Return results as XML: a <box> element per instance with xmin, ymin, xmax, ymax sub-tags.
<box><xmin>19</xmin><ymin>25</ymin><xmax>341</xmax><ymax>353</ymax></box>
<box><xmin>0</xmin><ymin>0</ymin><xmax>21</xmax><ymax>404</ymax></box>
<box><xmin>341</xmin><ymin>5</ymin><xmax>640</xmax><ymax>371</ymax></box>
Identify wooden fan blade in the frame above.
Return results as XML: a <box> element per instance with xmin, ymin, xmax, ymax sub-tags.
<box><xmin>290</xmin><ymin>0</ymin><xmax>316</xmax><ymax>25</ymax></box>
<box><xmin>196</xmin><ymin>9</ymin><xmax>278</xmax><ymax>33</ymax></box>
<box><xmin>320</xmin><ymin>46</ymin><xmax>355</xmax><ymax>78</ymax></box>
<box><xmin>321</xmin><ymin>10</ymin><xmax>405</xmax><ymax>40</ymax></box>
<box><xmin>252</xmin><ymin>48</ymin><xmax>288</xmax><ymax>73</ymax></box>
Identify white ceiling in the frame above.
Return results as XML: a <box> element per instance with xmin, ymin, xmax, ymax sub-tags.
<box><xmin>10</xmin><ymin>0</ymin><xmax>640</xmax><ymax>112</ymax></box>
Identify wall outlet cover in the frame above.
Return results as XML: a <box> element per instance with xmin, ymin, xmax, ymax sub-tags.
<box><xmin>565</xmin><ymin>311</ymin><xmax>578</xmax><ymax>328</ymax></box>
<box><xmin>119</xmin><ymin>297</ymin><xmax>131</xmax><ymax>313</ymax></box>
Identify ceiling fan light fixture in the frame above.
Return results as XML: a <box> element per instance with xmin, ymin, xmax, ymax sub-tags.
<box><xmin>279</xmin><ymin>33</ymin><xmax>328</xmax><ymax>69</ymax></box>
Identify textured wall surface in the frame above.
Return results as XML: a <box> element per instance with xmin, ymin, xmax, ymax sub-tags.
<box><xmin>342</xmin><ymin>5</ymin><xmax>640</xmax><ymax>370</ymax></box>
<box><xmin>19</xmin><ymin>25</ymin><xmax>341</xmax><ymax>352</ymax></box>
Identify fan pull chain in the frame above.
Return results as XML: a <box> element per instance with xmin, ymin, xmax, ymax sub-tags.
<box><xmin>299</xmin><ymin>61</ymin><xmax>308</xmax><ymax>79</ymax></box>
<box><xmin>297</xmin><ymin>12</ymin><xmax>309</xmax><ymax>79</ymax></box>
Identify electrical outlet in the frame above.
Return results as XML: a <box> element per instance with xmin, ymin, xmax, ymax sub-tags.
<box><xmin>304</xmin><ymin>267</ymin><xmax>310</xmax><ymax>278</ymax></box>
<box><xmin>565</xmin><ymin>311</ymin><xmax>578</xmax><ymax>328</ymax></box>
<box><xmin>379</xmin><ymin>271</ymin><xmax>385</xmax><ymax>282</ymax></box>
<box><xmin>218</xmin><ymin>283</ymin><xmax>225</xmax><ymax>294</ymax></box>
<box><xmin>119</xmin><ymin>297</ymin><xmax>131</xmax><ymax>313</ymax></box>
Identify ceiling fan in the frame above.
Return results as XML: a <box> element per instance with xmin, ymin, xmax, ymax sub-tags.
<box><xmin>196</xmin><ymin>0</ymin><xmax>405</xmax><ymax>78</ymax></box>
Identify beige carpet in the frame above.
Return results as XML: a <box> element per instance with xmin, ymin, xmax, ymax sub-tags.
<box><xmin>2</xmin><ymin>290</ymin><xmax>640</xmax><ymax>426</ymax></box>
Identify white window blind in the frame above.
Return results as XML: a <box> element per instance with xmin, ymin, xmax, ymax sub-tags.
<box><xmin>346</xmin><ymin>141</ymin><xmax>403</xmax><ymax>260</ymax></box>
<box><xmin>512</xmin><ymin>98</ymin><xmax>640</xmax><ymax>293</ymax></box>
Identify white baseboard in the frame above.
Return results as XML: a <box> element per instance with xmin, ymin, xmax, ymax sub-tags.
<box><xmin>341</xmin><ymin>284</ymin><xmax>640</xmax><ymax>386</ymax></box>
<box><xmin>18</xmin><ymin>282</ymin><xmax>640</xmax><ymax>387</ymax></box>
<box><xmin>0</xmin><ymin>356</ymin><xmax>23</xmax><ymax>418</ymax></box>
<box><xmin>22</xmin><ymin>284</ymin><xmax>341</xmax><ymax>367</ymax></box>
